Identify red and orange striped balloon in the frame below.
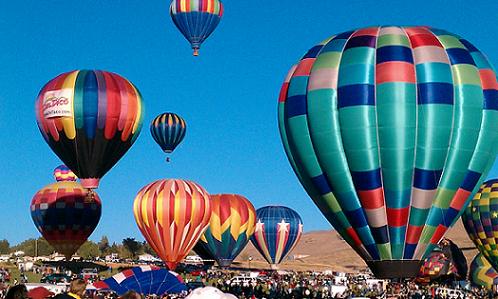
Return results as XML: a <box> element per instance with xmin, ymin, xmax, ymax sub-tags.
<box><xmin>133</xmin><ymin>179</ymin><xmax>211</xmax><ymax>270</ymax></box>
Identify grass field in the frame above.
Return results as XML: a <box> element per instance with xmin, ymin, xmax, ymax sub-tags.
<box><xmin>0</xmin><ymin>263</ymin><xmax>42</xmax><ymax>283</ymax></box>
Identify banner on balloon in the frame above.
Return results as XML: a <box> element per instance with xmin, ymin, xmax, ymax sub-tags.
<box><xmin>42</xmin><ymin>89</ymin><xmax>73</xmax><ymax>118</ymax></box>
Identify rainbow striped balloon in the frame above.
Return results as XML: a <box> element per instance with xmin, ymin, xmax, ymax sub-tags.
<box><xmin>30</xmin><ymin>181</ymin><xmax>102</xmax><ymax>260</ymax></box>
<box><xmin>195</xmin><ymin>194</ymin><xmax>256</xmax><ymax>267</ymax></box>
<box><xmin>133</xmin><ymin>179</ymin><xmax>211</xmax><ymax>270</ymax></box>
<box><xmin>470</xmin><ymin>253</ymin><xmax>498</xmax><ymax>289</ymax></box>
<box><xmin>35</xmin><ymin>70</ymin><xmax>144</xmax><ymax>189</ymax></box>
<box><xmin>53</xmin><ymin>165</ymin><xmax>77</xmax><ymax>182</ymax></box>
<box><xmin>170</xmin><ymin>0</ymin><xmax>223</xmax><ymax>56</ymax></box>
<box><xmin>278</xmin><ymin>26</ymin><xmax>498</xmax><ymax>278</ymax></box>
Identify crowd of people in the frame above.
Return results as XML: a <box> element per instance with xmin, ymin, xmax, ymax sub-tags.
<box><xmin>1</xmin><ymin>266</ymin><xmax>498</xmax><ymax>299</ymax></box>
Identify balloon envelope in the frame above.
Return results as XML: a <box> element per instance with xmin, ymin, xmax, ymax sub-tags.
<box><xmin>91</xmin><ymin>266</ymin><xmax>186</xmax><ymax>295</ymax></box>
<box><xmin>170</xmin><ymin>0</ymin><xmax>223</xmax><ymax>56</ymax></box>
<box><xmin>30</xmin><ymin>181</ymin><xmax>102</xmax><ymax>259</ymax></box>
<box><xmin>417</xmin><ymin>239</ymin><xmax>467</xmax><ymax>283</ymax></box>
<box><xmin>195</xmin><ymin>194</ymin><xmax>256</xmax><ymax>267</ymax></box>
<box><xmin>53</xmin><ymin>165</ymin><xmax>77</xmax><ymax>182</ymax></box>
<box><xmin>463</xmin><ymin>179</ymin><xmax>498</xmax><ymax>269</ymax></box>
<box><xmin>470</xmin><ymin>253</ymin><xmax>498</xmax><ymax>289</ymax></box>
<box><xmin>250</xmin><ymin>206</ymin><xmax>303</xmax><ymax>268</ymax></box>
<box><xmin>35</xmin><ymin>70</ymin><xmax>144</xmax><ymax>189</ymax></box>
<box><xmin>150</xmin><ymin>113</ymin><xmax>186</xmax><ymax>154</ymax></box>
<box><xmin>278</xmin><ymin>25</ymin><xmax>498</xmax><ymax>278</ymax></box>
<box><xmin>133</xmin><ymin>179</ymin><xmax>211</xmax><ymax>270</ymax></box>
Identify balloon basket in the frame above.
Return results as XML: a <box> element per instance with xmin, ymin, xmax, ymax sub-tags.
<box><xmin>366</xmin><ymin>260</ymin><xmax>422</xmax><ymax>279</ymax></box>
<box><xmin>81</xmin><ymin>178</ymin><xmax>99</xmax><ymax>189</ymax></box>
<box><xmin>84</xmin><ymin>189</ymin><xmax>96</xmax><ymax>203</ymax></box>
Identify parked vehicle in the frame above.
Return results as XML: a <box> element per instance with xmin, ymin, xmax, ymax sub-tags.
<box><xmin>40</xmin><ymin>273</ymin><xmax>72</xmax><ymax>284</ymax></box>
<box><xmin>183</xmin><ymin>255</ymin><xmax>203</xmax><ymax>265</ymax></box>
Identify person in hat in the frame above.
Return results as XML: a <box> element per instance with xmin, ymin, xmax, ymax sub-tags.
<box><xmin>27</xmin><ymin>287</ymin><xmax>54</xmax><ymax>299</ymax></box>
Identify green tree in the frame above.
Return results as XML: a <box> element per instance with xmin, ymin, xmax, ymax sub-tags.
<box><xmin>109</xmin><ymin>242</ymin><xmax>120</xmax><ymax>254</ymax></box>
<box><xmin>142</xmin><ymin>241</ymin><xmax>155</xmax><ymax>256</ymax></box>
<box><xmin>0</xmin><ymin>239</ymin><xmax>10</xmax><ymax>254</ymax></box>
<box><xmin>77</xmin><ymin>241</ymin><xmax>101</xmax><ymax>258</ymax></box>
<box><xmin>122</xmin><ymin>238</ymin><xmax>142</xmax><ymax>259</ymax></box>
<box><xmin>98</xmin><ymin>236</ymin><xmax>110</xmax><ymax>255</ymax></box>
<box><xmin>11</xmin><ymin>238</ymin><xmax>54</xmax><ymax>256</ymax></box>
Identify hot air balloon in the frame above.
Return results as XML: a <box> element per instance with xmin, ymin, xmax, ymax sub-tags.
<box><xmin>133</xmin><ymin>179</ymin><xmax>211</xmax><ymax>270</ymax></box>
<box><xmin>35</xmin><ymin>70</ymin><xmax>144</xmax><ymax>190</ymax></box>
<box><xmin>250</xmin><ymin>206</ymin><xmax>303</xmax><ymax>269</ymax></box>
<box><xmin>463</xmin><ymin>179</ymin><xmax>498</xmax><ymax>270</ymax></box>
<box><xmin>91</xmin><ymin>266</ymin><xmax>187</xmax><ymax>295</ymax></box>
<box><xmin>170</xmin><ymin>0</ymin><xmax>223</xmax><ymax>56</ymax></box>
<box><xmin>278</xmin><ymin>26</ymin><xmax>498</xmax><ymax>278</ymax></box>
<box><xmin>30</xmin><ymin>181</ymin><xmax>102</xmax><ymax>260</ymax></box>
<box><xmin>195</xmin><ymin>194</ymin><xmax>256</xmax><ymax>267</ymax></box>
<box><xmin>150</xmin><ymin>113</ymin><xmax>186</xmax><ymax>161</ymax></box>
<box><xmin>470</xmin><ymin>253</ymin><xmax>498</xmax><ymax>289</ymax></box>
<box><xmin>53</xmin><ymin>165</ymin><xmax>77</xmax><ymax>182</ymax></box>
<box><xmin>417</xmin><ymin>238</ymin><xmax>467</xmax><ymax>283</ymax></box>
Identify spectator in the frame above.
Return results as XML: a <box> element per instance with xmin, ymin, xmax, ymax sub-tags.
<box><xmin>5</xmin><ymin>284</ymin><xmax>28</xmax><ymax>299</ymax></box>
<box><xmin>53</xmin><ymin>279</ymin><xmax>86</xmax><ymax>299</ymax></box>
<box><xmin>119</xmin><ymin>291</ymin><xmax>142</xmax><ymax>299</ymax></box>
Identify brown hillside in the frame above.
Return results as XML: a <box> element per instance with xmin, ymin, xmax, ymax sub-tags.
<box><xmin>235</xmin><ymin>219</ymin><xmax>478</xmax><ymax>272</ymax></box>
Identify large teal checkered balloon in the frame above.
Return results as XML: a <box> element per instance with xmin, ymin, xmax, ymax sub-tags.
<box><xmin>278</xmin><ymin>26</ymin><xmax>498</xmax><ymax>278</ymax></box>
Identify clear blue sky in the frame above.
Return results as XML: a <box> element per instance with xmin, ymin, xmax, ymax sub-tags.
<box><xmin>1</xmin><ymin>0</ymin><xmax>497</xmax><ymax>245</ymax></box>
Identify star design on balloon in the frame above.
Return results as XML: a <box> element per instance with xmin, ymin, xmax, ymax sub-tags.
<box><xmin>492</xmin><ymin>211</ymin><xmax>498</xmax><ymax>219</ymax></box>
<box><xmin>278</xmin><ymin>220</ymin><xmax>290</xmax><ymax>233</ymax></box>
<box><xmin>255</xmin><ymin>220</ymin><xmax>265</xmax><ymax>232</ymax></box>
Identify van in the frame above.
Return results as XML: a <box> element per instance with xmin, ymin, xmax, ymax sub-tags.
<box><xmin>184</xmin><ymin>255</ymin><xmax>203</xmax><ymax>265</ymax></box>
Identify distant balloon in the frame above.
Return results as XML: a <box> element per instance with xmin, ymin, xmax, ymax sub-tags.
<box><xmin>150</xmin><ymin>113</ymin><xmax>186</xmax><ymax>155</ymax></box>
<box><xmin>250</xmin><ymin>206</ymin><xmax>303</xmax><ymax>268</ymax></box>
<box><xmin>30</xmin><ymin>181</ymin><xmax>102</xmax><ymax>260</ymax></box>
<box><xmin>417</xmin><ymin>239</ymin><xmax>467</xmax><ymax>283</ymax></box>
<box><xmin>170</xmin><ymin>0</ymin><xmax>223</xmax><ymax>56</ymax></box>
<box><xmin>133</xmin><ymin>179</ymin><xmax>211</xmax><ymax>270</ymax></box>
<box><xmin>53</xmin><ymin>165</ymin><xmax>77</xmax><ymax>182</ymax></box>
<box><xmin>278</xmin><ymin>26</ymin><xmax>498</xmax><ymax>278</ymax></box>
<box><xmin>470</xmin><ymin>253</ymin><xmax>498</xmax><ymax>289</ymax></box>
<box><xmin>35</xmin><ymin>70</ymin><xmax>144</xmax><ymax>189</ymax></box>
<box><xmin>463</xmin><ymin>179</ymin><xmax>498</xmax><ymax>270</ymax></box>
<box><xmin>195</xmin><ymin>194</ymin><xmax>256</xmax><ymax>267</ymax></box>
